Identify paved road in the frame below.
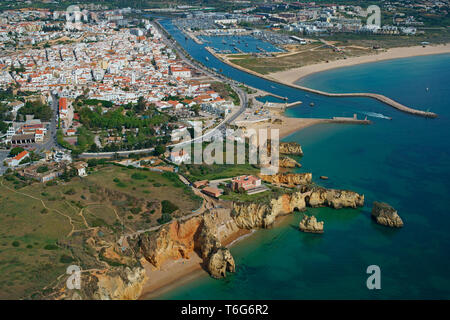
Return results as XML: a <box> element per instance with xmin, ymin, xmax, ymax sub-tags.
<box><xmin>27</xmin><ymin>93</ymin><xmax>60</xmax><ymax>154</ymax></box>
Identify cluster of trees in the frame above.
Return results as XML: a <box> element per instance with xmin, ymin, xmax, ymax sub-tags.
<box><xmin>78</xmin><ymin>106</ymin><xmax>168</xmax><ymax>130</ymax></box>
<box><xmin>18</xmin><ymin>100</ymin><xmax>52</xmax><ymax>122</ymax></box>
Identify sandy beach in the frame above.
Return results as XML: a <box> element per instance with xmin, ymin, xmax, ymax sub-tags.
<box><xmin>269</xmin><ymin>43</ymin><xmax>450</xmax><ymax>84</ymax></box>
<box><xmin>139</xmin><ymin>228</ymin><xmax>252</xmax><ymax>300</ymax></box>
<box><xmin>240</xmin><ymin>115</ymin><xmax>329</xmax><ymax>139</ymax></box>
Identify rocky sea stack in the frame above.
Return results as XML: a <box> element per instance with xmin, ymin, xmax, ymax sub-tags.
<box><xmin>299</xmin><ymin>215</ymin><xmax>324</xmax><ymax>233</ymax></box>
<box><xmin>371</xmin><ymin>201</ymin><xmax>404</xmax><ymax>228</ymax></box>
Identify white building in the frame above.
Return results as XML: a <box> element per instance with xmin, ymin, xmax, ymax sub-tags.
<box><xmin>7</xmin><ymin>150</ymin><xmax>29</xmax><ymax>167</ymax></box>
<box><xmin>170</xmin><ymin>149</ymin><xmax>190</xmax><ymax>164</ymax></box>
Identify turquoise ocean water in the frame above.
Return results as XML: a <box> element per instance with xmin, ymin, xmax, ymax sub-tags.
<box><xmin>153</xmin><ymin>19</ymin><xmax>450</xmax><ymax>299</ymax></box>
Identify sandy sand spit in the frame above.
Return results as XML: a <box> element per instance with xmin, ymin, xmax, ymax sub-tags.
<box><xmin>269</xmin><ymin>43</ymin><xmax>450</xmax><ymax>84</ymax></box>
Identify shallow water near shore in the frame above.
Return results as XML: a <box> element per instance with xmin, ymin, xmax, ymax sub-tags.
<box><xmin>152</xmin><ymin>19</ymin><xmax>450</xmax><ymax>299</ymax></box>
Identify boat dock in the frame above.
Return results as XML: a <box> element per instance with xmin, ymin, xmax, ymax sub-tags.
<box><xmin>286</xmin><ymin>101</ymin><xmax>302</xmax><ymax>108</ymax></box>
<box><xmin>329</xmin><ymin>114</ymin><xmax>371</xmax><ymax>124</ymax></box>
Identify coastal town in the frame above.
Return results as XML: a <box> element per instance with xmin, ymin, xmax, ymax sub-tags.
<box><xmin>0</xmin><ymin>0</ymin><xmax>448</xmax><ymax>304</ymax></box>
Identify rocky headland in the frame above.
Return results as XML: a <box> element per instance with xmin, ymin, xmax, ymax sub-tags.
<box><xmin>279</xmin><ymin>156</ymin><xmax>301</xmax><ymax>168</ymax></box>
<box><xmin>280</xmin><ymin>142</ymin><xmax>304</xmax><ymax>156</ymax></box>
<box><xmin>127</xmin><ymin>213</ymin><xmax>236</xmax><ymax>279</ymax></box>
<box><xmin>259</xmin><ymin>172</ymin><xmax>312</xmax><ymax>187</ymax></box>
<box><xmin>232</xmin><ymin>185</ymin><xmax>364</xmax><ymax>229</ymax></box>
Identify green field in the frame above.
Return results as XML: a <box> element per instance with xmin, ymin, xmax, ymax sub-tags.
<box><xmin>229</xmin><ymin>44</ymin><xmax>375</xmax><ymax>74</ymax></box>
<box><xmin>180</xmin><ymin>163</ymin><xmax>260</xmax><ymax>182</ymax></box>
<box><xmin>0</xmin><ymin>164</ymin><xmax>202</xmax><ymax>299</ymax></box>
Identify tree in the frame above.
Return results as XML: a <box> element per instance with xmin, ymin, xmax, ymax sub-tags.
<box><xmin>154</xmin><ymin>144</ymin><xmax>166</xmax><ymax>156</ymax></box>
<box><xmin>135</xmin><ymin>96</ymin><xmax>146</xmax><ymax>113</ymax></box>
<box><xmin>37</xmin><ymin>165</ymin><xmax>49</xmax><ymax>173</ymax></box>
<box><xmin>9</xmin><ymin>147</ymin><xmax>24</xmax><ymax>156</ymax></box>
<box><xmin>0</xmin><ymin>121</ymin><xmax>8</xmax><ymax>133</ymax></box>
<box><xmin>89</xmin><ymin>143</ymin><xmax>98</xmax><ymax>152</ymax></box>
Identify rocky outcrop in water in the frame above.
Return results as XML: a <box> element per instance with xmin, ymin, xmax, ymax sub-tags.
<box><xmin>307</xmin><ymin>187</ymin><xmax>364</xmax><ymax>209</ymax></box>
<box><xmin>299</xmin><ymin>215</ymin><xmax>324</xmax><ymax>233</ymax></box>
<box><xmin>207</xmin><ymin>248</ymin><xmax>236</xmax><ymax>278</ymax></box>
<box><xmin>259</xmin><ymin>172</ymin><xmax>312</xmax><ymax>186</ymax></box>
<box><xmin>279</xmin><ymin>156</ymin><xmax>301</xmax><ymax>168</ymax></box>
<box><xmin>280</xmin><ymin>142</ymin><xmax>303</xmax><ymax>156</ymax></box>
<box><xmin>232</xmin><ymin>186</ymin><xmax>364</xmax><ymax>230</ymax></box>
<box><xmin>371</xmin><ymin>202</ymin><xmax>403</xmax><ymax>228</ymax></box>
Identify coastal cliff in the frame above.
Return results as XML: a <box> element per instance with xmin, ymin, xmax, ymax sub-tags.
<box><xmin>232</xmin><ymin>186</ymin><xmax>364</xmax><ymax>229</ymax></box>
<box><xmin>279</xmin><ymin>156</ymin><xmax>301</xmax><ymax>168</ymax></box>
<box><xmin>280</xmin><ymin>142</ymin><xmax>304</xmax><ymax>156</ymax></box>
<box><xmin>88</xmin><ymin>267</ymin><xmax>148</xmax><ymax>300</ymax></box>
<box><xmin>129</xmin><ymin>213</ymin><xmax>235</xmax><ymax>279</ymax></box>
<box><xmin>46</xmin><ymin>265</ymin><xmax>148</xmax><ymax>300</ymax></box>
<box><xmin>133</xmin><ymin>218</ymin><xmax>203</xmax><ymax>268</ymax></box>
<box><xmin>259</xmin><ymin>172</ymin><xmax>312</xmax><ymax>186</ymax></box>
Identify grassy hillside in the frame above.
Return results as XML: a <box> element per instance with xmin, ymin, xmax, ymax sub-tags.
<box><xmin>0</xmin><ymin>164</ymin><xmax>201</xmax><ymax>299</ymax></box>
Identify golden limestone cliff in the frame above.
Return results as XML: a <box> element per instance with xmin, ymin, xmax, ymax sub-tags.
<box><xmin>259</xmin><ymin>172</ymin><xmax>312</xmax><ymax>186</ymax></box>
<box><xmin>266</xmin><ymin>141</ymin><xmax>303</xmax><ymax>156</ymax></box>
<box><xmin>232</xmin><ymin>186</ymin><xmax>364</xmax><ymax>230</ymax></box>
<box><xmin>195</xmin><ymin>214</ymin><xmax>236</xmax><ymax>278</ymax></box>
<box><xmin>49</xmin><ymin>266</ymin><xmax>148</xmax><ymax>300</ymax></box>
<box><xmin>279</xmin><ymin>156</ymin><xmax>301</xmax><ymax>168</ymax></box>
<box><xmin>279</xmin><ymin>142</ymin><xmax>303</xmax><ymax>156</ymax></box>
<box><xmin>129</xmin><ymin>213</ymin><xmax>235</xmax><ymax>279</ymax></box>
<box><xmin>133</xmin><ymin>217</ymin><xmax>203</xmax><ymax>268</ymax></box>
<box><xmin>90</xmin><ymin>267</ymin><xmax>148</xmax><ymax>300</ymax></box>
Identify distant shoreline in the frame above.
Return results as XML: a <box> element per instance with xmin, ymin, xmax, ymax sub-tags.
<box><xmin>267</xmin><ymin>43</ymin><xmax>450</xmax><ymax>84</ymax></box>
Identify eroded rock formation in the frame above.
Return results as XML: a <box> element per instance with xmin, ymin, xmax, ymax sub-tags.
<box><xmin>259</xmin><ymin>172</ymin><xmax>312</xmax><ymax>186</ymax></box>
<box><xmin>299</xmin><ymin>215</ymin><xmax>324</xmax><ymax>233</ymax></box>
<box><xmin>280</xmin><ymin>142</ymin><xmax>303</xmax><ymax>156</ymax></box>
<box><xmin>207</xmin><ymin>248</ymin><xmax>236</xmax><ymax>278</ymax></box>
<box><xmin>135</xmin><ymin>218</ymin><xmax>202</xmax><ymax>268</ymax></box>
<box><xmin>129</xmin><ymin>214</ymin><xmax>235</xmax><ymax>279</ymax></box>
<box><xmin>279</xmin><ymin>156</ymin><xmax>301</xmax><ymax>168</ymax></box>
<box><xmin>307</xmin><ymin>187</ymin><xmax>364</xmax><ymax>209</ymax></box>
<box><xmin>50</xmin><ymin>266</ymin><xmax>148</xmax><ymax>300</ymax></box>
<box><xmin>91</xmin><ymin>267</ymin><xmax>148</xmax><ymax>300</ymax></box>
<box><xmin>232</xmin><ymin>186</ymin><xmax>364</xmax><ymax>229</ymax></box>
<box><xmin>371</xmin><ymin>201</ymin><xmax>404</xmax><ymax>228</ymax></box>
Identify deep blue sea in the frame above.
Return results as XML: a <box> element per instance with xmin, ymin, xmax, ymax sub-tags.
<box><xmin>153</xmin><ymin>19</ymin><xmax>450</xmax><ymax>299</ymax></box>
